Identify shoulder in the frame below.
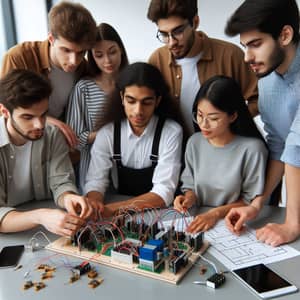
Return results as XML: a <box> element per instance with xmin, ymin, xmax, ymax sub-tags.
<box><xmin>6</xmin><ymin>40</ymin><xmax>44</xmax><ymax>56</ymax></box>
<box><xmin>237</xmin><ymin>136</ymin><xmax>267</xmax><ymax>154</ymax></box>
<box><xmin>204</xmin><ymin>34</ymin><xmax>244</xmax><ymax>57</ymax></box>
<box><xmin>73</xmin><ymin>78</ymin><xmax>96</xmax><ymax>90</ymax></box>
<box><xmin>186</xmin><ymin>132</ymin><xmax>203</xmax><ymax>148</ymax></box>
<box><xmin>44</xmin><ymin>124</ymin><xmax>64</xmax><ymax>141</ymax></box>
<box><xmin>163</xmin><ymin>119</ymin><xmax>182</xmax><ymax>134</ymax></box>
<box><xmin>96</xmin><ymin>122</ymin><xmax>114</xmax><ymax>138</ymax></box>
<box><xmin>149</xmin><ymin>46</ymin><xmax>169</xmax><ymax>61</ymax></box>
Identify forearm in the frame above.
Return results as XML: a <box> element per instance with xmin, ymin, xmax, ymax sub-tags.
<box><xmin>183</xmin><ymin>190</ymin><xmax>197</xmax><ymax>204</ymax></box>
<box><xmin>104</xmin><ymin>192</ymin><xmax>166</xmax><ymax>216</ymax></box>
<box><xmin>209</xmin><ymin>199</ymin><xmax>246</xmax><ymax>219</ymax></box>
<box><xmin>86</xmin><ymin>191</ymin><xmax>105</xmax><ymax>205</ymax></box>
<box><xmin>285</xmin><ymin>164</ymin><xmax>300</xmax><ymax>227</ymax></box>
<box><xmin>0</xmin><ymin>209</ymin><xmax>46</xmax><ymax>232</ymax></box>
<box><xmin>258</xmin><ymin>159</ymin><xmax>284</xmax><ymax>205</ymax></box>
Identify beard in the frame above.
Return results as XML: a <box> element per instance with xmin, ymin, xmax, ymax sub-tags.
<box><xmin>255</xmin><ymin>45</ymin><xmax>285</xmax><ymax>78</ymax></box>
<box><xmin>11</xmin><ymin>117</ymin><xmax>44</xmax><ymax>141</ymax></box>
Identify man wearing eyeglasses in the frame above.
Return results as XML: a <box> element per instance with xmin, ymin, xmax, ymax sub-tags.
<box><xmin>147</xmin><ymin>0</ymin><xmax>258</xmax><ymax>136</ymax></box>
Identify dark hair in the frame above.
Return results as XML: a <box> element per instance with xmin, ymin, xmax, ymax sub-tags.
<box><xmin>192</xmin><ymin>75</ymin><xmax>265</xmax><ymax>142</ymax></box>
<box><xmin>87</xmin><ymin>23</ymin><xmax>129</xmax><ymax>76</ymax></box>
<box><xmin>0</xmin><ymin>69</ymin><xmax>52</xmax><ymax>113</ymax></box>
<box><xmin>48</xmin><ymin>1</ymin><xmax>97</xmax><ymax>47</ymax></box>
<box><xmin>225</xmin><ymin>0</ymin><xmax>300</xmax><ymax>44</ymax></box>
<box><xmin>147</xmin><ymin>0</ymin><xmax>198</xmax><ymax>26</ymax></box>
<box><xmin>102</xmin><ymin>62</ymin><xmax>181</xmax><ymax>125</ymax></box>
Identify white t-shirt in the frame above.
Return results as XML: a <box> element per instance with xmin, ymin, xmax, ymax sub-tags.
<box><xmin>8</xmin><ymin>141</ymin><xmax>34</xmax><ymax>206</ymax></box>
<box><xmin>176</xmin><ymin>53</ymin><xmax>202</xmax><ymax>135</ymax></box>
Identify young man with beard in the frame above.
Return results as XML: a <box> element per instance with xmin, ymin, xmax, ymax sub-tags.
<box><xmin>0</xmin><ymin>70</ymin><xmax>98</xmax><ymax>236</ymax></box>
<box><xmin>225</xmin><ymin>0</ymin><xmax>300</xmax><ymax>246</ymax></box>
<box><xmin>1</xmin><ymin>1</ymin><xmax>97</xmax><ymax>148</ymax></box>
<box><xmin>147</xmin><ymin>0</ymin><xmax>258</xmax><ymax>135</ymax></box>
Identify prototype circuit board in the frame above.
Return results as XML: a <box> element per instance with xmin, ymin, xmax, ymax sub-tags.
<box><xmin>46</xmin><ymin>208</ymin><xmax>209</xmax><ymax>284</ymax></box>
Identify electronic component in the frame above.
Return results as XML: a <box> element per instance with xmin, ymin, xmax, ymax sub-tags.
<box><xmin>41</xmin><ymin>271</ymin><xmax>53</xmax><ymax>280</ymax></box>
<box><xmin>206</xmin><ymin>273</ymin><xmax>226</xmax><ymax>288</ymax></box>
<box><xmin>69</xmin><ymin>273</ymin><xmax>80</xmax><ymax>283</ymax></box>
<box><xmin>87</xmin><ymin>269</ymin><xmax>98</xmax><ymax>278</ymax></box>
<box><xmin>14</xmin><ymin>264</ymin><xmax>23</xmax><ymax>271</ymax></box>
<box><xmin>73</xmin><ymin>262</ymin><xmax>91</xmax><ymax>276</ymax></box>
<box><xmin>36</xmin><ymin>264</ymin><xmax>56</xmax><ymax>272</ymax></box>
<box><xmin>34</xmin><ymin>282</ymin><xmax>46</xmax><ymax>291</ymax></box>
<box><xmin>23</xmin><ymin>281</ymin><xmax>34</xmax><ymax>290</ymax></box>
<box><xmin>88</xmin><ymin>278</ymin><xmax>104</xmax><ymax>288</ymax></box>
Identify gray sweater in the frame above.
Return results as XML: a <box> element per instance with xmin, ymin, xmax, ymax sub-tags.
<box><xmin>181</xmin><ymin>133</ymin><xmax>268</xmax><ymax>207</ymax></box>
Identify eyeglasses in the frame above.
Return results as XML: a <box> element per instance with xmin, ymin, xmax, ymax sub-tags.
<box><xmin>156</xmin><ymin>23</ymin><xmax>190</xmax><ymax>44</ymax></box>
<box><xmin>192</xmin><ymin>112</ymin><xmax>221</xmax><ymax>129</ymax></box>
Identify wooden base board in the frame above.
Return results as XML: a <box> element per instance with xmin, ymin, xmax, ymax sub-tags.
<box><xmin>46</xmin><ymin>237</ymin><xmax>210</xmax><ymax>285</ymax></box>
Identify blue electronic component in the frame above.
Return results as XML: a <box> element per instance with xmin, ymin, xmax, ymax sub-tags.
<box><xmin>147</xmin><ymin>239</ymin><xmax>164</xmax><ymax>252</ymax></box>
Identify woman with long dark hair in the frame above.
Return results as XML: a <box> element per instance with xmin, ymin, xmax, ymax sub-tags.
<box><xmin>174</xmin><ymin>75</ymin><xmax>268</xmax><ymax>233</ymax></box>
<box><xmin>66</xmin><ymin>23</ymin><xmax>129</xmax><ymax>190</ymax></box>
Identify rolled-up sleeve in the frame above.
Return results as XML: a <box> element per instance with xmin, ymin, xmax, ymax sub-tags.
<box><xmin>84</xmin><ymin>125</ymin><xmax>113</xmax><ymax>195</ymax></box>
<box><xmin>281</xmin><ymin>104</ymin><xmax>300</xmax><ymax>167</ymax></box>
<box><xmin>150</xmin><ymin>121</ymin><xmax>183</xmax><ymax>206</ymax></box>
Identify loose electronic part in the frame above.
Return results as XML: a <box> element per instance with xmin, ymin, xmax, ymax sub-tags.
<box><xmin>14</xmin><ymin>264</ymin><xmax>23</xmax><ymax>271</ymax></box>
<box><xmin>69</xmin><ymin>273</ymin><xmax>80</xmax><ymax>284</ymax></box>
<box><xmin>87</xmin><ymin>269</ymin><xmax>98</xmax><ymax>278</ymax></box>
<box><xmin>34</xmin><ymin>282</ymin><xmax>46</xmax><ymax>291</ymax></box>
<box><xmin>72</xmin><ymin>262</ymin><xmax>91</xmax><ymax>276</ymax></box>
<box><xmin>23</xmin><ymin>280</ymin><xmax>34</xmax><ymax>290</ymax></box>
<box><xmin>41</xmin><ymin>271</ymin><xmax>54</xmax><ymax>280</ymax></box>
<box><xmin>36</xmin><ymin>264</ymin><xmax>56</xmax><ymax>272</ymax></box>
<box><xmin>88</xmin><ymin>278</ymin><xmax>103</xmax><ymax>288</ymax></box>
<box><xmin>206</xmin><ymin>273</ymin><xmax>226</xmax><ymax>288</ymax></box>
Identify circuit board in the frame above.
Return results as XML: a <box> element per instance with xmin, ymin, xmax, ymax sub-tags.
<box><xmin>46</xmin><ymin>208</ymin><xmax>209</xmax><ymax>284</ymax></box>
<box><xmin>46</xmin><ymin>236</ymin><xmax>209</xmax><ymax>284</ymax></box>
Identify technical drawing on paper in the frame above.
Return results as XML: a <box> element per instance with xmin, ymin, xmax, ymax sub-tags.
<box><xmin>205</xmin><ymin>220</ymin><xmax>300</xmax><ymax>270</ymax></box>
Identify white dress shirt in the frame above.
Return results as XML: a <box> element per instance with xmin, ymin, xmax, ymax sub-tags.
<box><xmin>84</xmin><ymin>115</ymin><xmax>183</xmax><ymax>206</ymax></box>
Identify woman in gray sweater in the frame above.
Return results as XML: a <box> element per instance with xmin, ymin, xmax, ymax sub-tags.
<box><xmin>174</xmin><ymin>75</ymin><xmax>268</xmax><ymax>233</ymax></box>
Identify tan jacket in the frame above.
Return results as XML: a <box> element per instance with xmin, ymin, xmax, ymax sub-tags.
<box><xmin>149</xmin><ymin>31</ymin><xmax>258</xmax><ymax>117</ymax></box>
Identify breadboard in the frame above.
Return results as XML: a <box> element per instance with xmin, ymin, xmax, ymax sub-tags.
<box><xmin>46</xmin><ymin>237</ymin><xmax>209</xmax><ymax>284</ymax></box>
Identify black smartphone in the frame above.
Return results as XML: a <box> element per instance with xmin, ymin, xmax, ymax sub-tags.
<box><xmin>232</xmin><ymin>263</ymin><xmax>298</xmax><ymax>299</ymax></box>
<box><xmin>0</xmin><ymin>245</ymin><xmax>24</xmax><ymax>268</ymax></box>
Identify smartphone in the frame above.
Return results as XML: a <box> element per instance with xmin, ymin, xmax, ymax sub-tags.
<box><xmin>0</xmin><ymin>245</ymin><xmax>24</xmax><ymax>268</ymax></box>
<box><xmin>232</xmin><ymin>264</ymin><xmax>298</xmax><ymax>299</ymax></box>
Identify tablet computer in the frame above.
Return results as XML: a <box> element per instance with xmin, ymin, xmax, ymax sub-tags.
<box><xmin>232</xmin><ymin>263</ymin><xmax>298</xmax><ymax>299</ymax></box>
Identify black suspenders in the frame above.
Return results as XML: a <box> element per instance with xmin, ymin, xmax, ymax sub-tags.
<box><xmin>113</xmin><ymin>117</ymin><xmax>165</xmax><ymax>167</ymax></box>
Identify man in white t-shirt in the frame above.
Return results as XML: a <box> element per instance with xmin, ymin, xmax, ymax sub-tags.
<box><xmin>0</xmin><ymin>70</ymin><xmax>99</xmax><ymax>236</ymax></box>
<box><xmin>147</xmin><ymin>0</ymin><xmax>258</xmax><ymax>136</ymax></box>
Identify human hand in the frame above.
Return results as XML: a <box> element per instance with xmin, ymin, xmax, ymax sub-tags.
<box><xmin>174</xmin><ymin>195</ymin><xmax>194</xmax><ymax>212</ymax></box>
<box><xmin>256</xmin><ymin>222</ymin><xmax>300</xmax><ymax>247</ymax></box>
<box><xmin>85</xmin><ymin>196</ymin><xmax>105</xmax><ymax>221</ymax></box>
<box><xmin>63</xmin><ymin>193</ymin><xmax>93</xmax><ymax>219</ymax></box>
<box><xmin>225</xmin><ymin>205</ymin><xmax>259</xmax><ymax>235</ymax></box>
<box><xmin>39</xmin><ymin>208</ymin><xmax>85</xmax><ymax>236</ymax></box>
<box><xmin>47</xmin><ymin>116</ymin><xmax>78</xmax><ymax>148</ymax></box>
<box><xmin>186</xmin><ymin>211</ymin><xmax>219</xmax><ymax>233</ymax></box>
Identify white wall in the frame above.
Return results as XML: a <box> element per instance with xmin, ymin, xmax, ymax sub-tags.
<box><xmin>12</xmin><ymin>0</ymin><xmax>48</xmax><ymax>42</ymax></box>
<box><xmin>75</xmin><ymin>0</ymin><xmax>244</xmax><ymax>62</ymax></box>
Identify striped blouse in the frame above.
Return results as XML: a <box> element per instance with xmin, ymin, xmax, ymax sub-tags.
<box><xmin>66</xmin><ymin>78</ymin><xmax>108</xmax><ymax>190</ymax></box>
